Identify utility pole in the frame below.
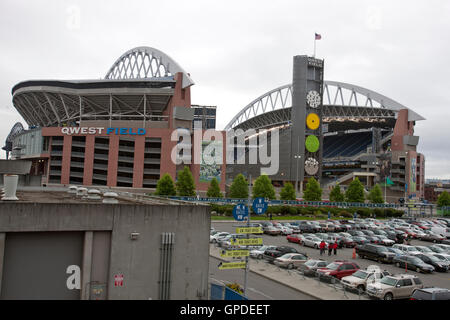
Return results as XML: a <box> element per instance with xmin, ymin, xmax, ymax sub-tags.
<box><xmin>243</xmin><ymin>174</ymin><xmax>251</xmax><ymax>296</ymax></box>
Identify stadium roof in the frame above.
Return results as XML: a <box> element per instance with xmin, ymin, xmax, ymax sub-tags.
<box><xmin>11</xmin><ymin>47</ymin><xmax>194</xmax><ymax>127</ymax></box>
<box><xmin>224</xmin><ymin>81</ymin><xmax>425</xmax><ymax>131</ymax></box>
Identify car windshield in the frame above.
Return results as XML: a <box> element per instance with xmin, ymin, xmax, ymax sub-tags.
<box><xmin>258</xmin><ymin>246</ymin><xmax>269</xmax><ymax>251</ymax></box>
<box><xmin>352</xmin><ymin>270</ymin><xmax>369</xmax><ymax>279</ymax></box>
<box><xmin>280</xmin><ymin>254</ymin><xmax>293</xmax><ymax>259</ymax></box>
<box><xmin>325</xmin><ymin>263</ymin><xmax>340</xmax><ymax>270</ymax></box>
<box><xmin>376</xmin><ymin>246</ymin><xmax>388</xmax><ymax>253</ymax></box>
<box><xmin>418</xmin><ymin>247</ymin><xmax>433</xmax><ymax>253</ymax></box>
<box><xmin>380</xmin><ymin>277</ymin><xmax>397</xmax><ymax>286</ymax></box>
<box><xmin>427</xmin><ymin>255</ymin><xmax>440</xmax><ymax>263</ymax></box>
<box><xmin>410</xmin><ymin>257</ymin><xmax>423</xmax><ymax>264</ymax></box>
<box><xmin>305</xmin><ymin>260</ymin><xmax>319</xmax><ymax>267</ymax></box>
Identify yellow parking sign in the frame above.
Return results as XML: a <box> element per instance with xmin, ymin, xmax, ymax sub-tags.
<box><xmin>220</xmin><ymin>249</ymin><xmax>250</xmax><ymax>258</ymax></box>
<box><xmin>218</xmin><ymin>261</ymin><xmax>247</xmax><ymax>270</ymax></box>
<box><xmin>235</xmin><ymin>227</ymin><xmax>263</xmax><ymax>234</ymax></box>
<box><xmin>231</xmin><ymin>238</ymin><xmax>263</xmax><ymax>246</ymax></box>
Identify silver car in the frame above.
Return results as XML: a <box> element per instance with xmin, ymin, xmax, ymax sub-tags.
<box><xmin>250</xmin><ymin>245</ymin><xmax>277</xmax><ymax>259</ymax></box>
<box><xmin>303</xmin><ymin>236</ymin><xmax>328</xmax><ymax>249</ymax></box>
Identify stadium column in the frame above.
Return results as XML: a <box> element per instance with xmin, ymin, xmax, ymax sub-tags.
<box><xmin>107</xmin><ymin>135</ymin><xmax>119</xmax><ymax>187</ymax></box>
<box><xmin>83</xmin><ymin>135</ymin><xmax>95</xmax><ymax>186</ymax></box>
<box><xmin>160</xmin><ymin>133</ymin><xmax>177</xmax><ymax>181</ymax></box>
<box><xmin>132</xmin><ymin>135</ymin><xmax>145</xmax><ymax>188</ymax></box>
<box><xmin>60</xmin><ymin>135</ymin><xmax>72</xmax><ymax>185</ymax></box>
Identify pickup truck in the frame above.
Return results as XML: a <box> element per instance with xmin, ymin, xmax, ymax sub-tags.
<box><xmin>263</xmin><ymin>246</ymin><xmax>300</xmax><ymax>263</ymax></box>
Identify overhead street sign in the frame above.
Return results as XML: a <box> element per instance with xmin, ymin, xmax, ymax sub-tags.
<box><xmin>235</xmin><ymin>227</ymin><xmax>263</xmax><ymax>234</ymax></box>
<box><xmin>231</xmin><ymin>238</ymin><xmax>263</xmax><ymax>246</ymax></box>
<box><xmin>220</xmin><ymin>250</ymin><xmax>250</xmax><ymax>258</ymax></box>
<box><xmin>218</xmin><ymin>261</ymin><xmax>247</xmax><ymax>270</ymax></box>
<box><xmin>232</xmin><ymin>204</ymin><xmax>249</xmax><ymax>221</ymax></box>
<box><xmin>252</xmin><ymin>197</ymin><xmax>268</xmax><ymax>215</ymax></box>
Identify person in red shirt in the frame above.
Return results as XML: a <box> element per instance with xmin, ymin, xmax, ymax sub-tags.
<box><xmin>328</xmin><ymin>242</ymin><xmax>333</xmax><ymax>256</ymax></box>
<box><xmin>319</xmin><ymin>240</ymin><xmax>326</xmax><ymax>256</ymax></box>
<box><xmin>333</xmin><ymin>240</ymin><xmax>338</xmax><ymax>255</ymax></box>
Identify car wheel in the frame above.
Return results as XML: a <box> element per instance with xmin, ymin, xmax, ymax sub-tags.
<box><xmin>357</xmin><ymin>284</ymin><xmax>365</xmax><ymax>292</ymax></box>
<box><xmin>377</xmin><ymin>258</ymin><xmax>382</xmax><ymax>264</ymax></box>
<box><xmin>314</xmin><ymin>244</ymin><xmax>318</xmax><ymax>249</ymax></box>
<box><xmin>384</xmin><ymin>293</ymin><xmax>393</xmax><ymax>300</ymax></box>
<box><xmin>415</xmin><ymin>267</ymin><xmax>420</xmax><ymax>273</ymax></box>
<box><xmin>433</xmin><ymin>239</ymin><xmax>437</xmax><ymax>243</ymax></box>
<box><xmin>287</xmin><ymin>263</ymin><xmax>294</xmax><ymax>270</ymax></box>
<box><xmin>258</xmin><ymin>254</ymin><xmax>263</xmax><ymax>259</ymax></box>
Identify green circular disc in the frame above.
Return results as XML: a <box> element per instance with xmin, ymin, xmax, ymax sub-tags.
<box><xmin>305</xmin><ymin>135</ymin><xmax>320</xmax><ymax>153</ymax></box>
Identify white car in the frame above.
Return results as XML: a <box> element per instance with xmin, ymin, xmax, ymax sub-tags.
<box><xmin>277</xmin><ymin>225</ymin><xmax>294</xmax><ymax>235</ymax></box>
<box><xmin>250</xmin><ymin>245</ymin><xmax>277</xmax><ymax>259</ymax></box>
<box><xmin>376</xmin><ymin>235</ymin><xmax>395</xmax><ymax>246</ymax></box>
<box><xmin>392</xmin><ymin>244</ymin><xmax>422</xmax><ymax>255</ymax></box>
<box><xmin>303</xmin><ymin>236</ymin><xmax>327</xmax><ymax>249</ymax></box>
<box><xmin>210</xmin><ymin>232</ymin><xmax>229</xmax><ymax>243</ymax></box>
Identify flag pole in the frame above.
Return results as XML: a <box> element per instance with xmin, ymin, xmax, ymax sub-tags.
<box><xmin>313</xmin><ymin>35</ymin><xmax>316</xmax><ymax>57</ymax></box>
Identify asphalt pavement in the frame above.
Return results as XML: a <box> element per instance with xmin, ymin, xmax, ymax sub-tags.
<box><xmin>212</xmin><ymin>221</ymin><xmax>450</xmax><ymax>290</ymax></box>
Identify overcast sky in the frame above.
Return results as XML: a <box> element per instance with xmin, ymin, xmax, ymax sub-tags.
<box><xmin>0</xmin><ymin>0</ymin><xmax>449</xmax><ymax>179</ymax></box>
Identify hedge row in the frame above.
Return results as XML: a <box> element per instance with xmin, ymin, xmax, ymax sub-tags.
<box><xmin>210</xmin><ymin>204</ymin><xmax>404</xmax><ymax>218</ymax></box>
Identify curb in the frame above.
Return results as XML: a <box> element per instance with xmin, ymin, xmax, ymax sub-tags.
<box><xmin>210</xmin><ymin>248</ymin><xmax>325</xmax><ymax>300</ymax></box>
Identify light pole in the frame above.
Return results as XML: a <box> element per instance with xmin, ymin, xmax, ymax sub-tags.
<box><xmin>294</xmin><ymin>154</ymin><xmax>301</xmax><ymax>199</ymax></box>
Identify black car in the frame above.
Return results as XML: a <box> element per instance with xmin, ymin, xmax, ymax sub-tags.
<box><xmin>393</xmin><ymin>255</ymin><xmax>435</xmax><ymax>273</ymax></box>
<box><xmin>352</xmin><ymin>236</ymin><xmax>369</xmax><ymax>245</ymax></box>
<box><xmin>361</xmin><ymin>230</ymin><xmax>375</xmax><ymax>236</ymax></box>
<box><xmin>263</xmin><ymin>246</ymin><xmax>299</xmax><ymax>263</ymax></box>
<box><xmin>412</xmin><ymin>253</ymin><xmax>450</xmax><ymax>272</ymax></box>
<box><xmin>355</xmin><ymin>244</ymin><xmax>395</xmax><ymax>263</ymax></box>
<box><xmin>297</xmin><ymin>224</ymin><xmax>317</xmax><ymax>233</ymax></box>
<box><xmin>339</xmin><ymin>237</ymin><xmax>356</xmax><ymax>248</ymax></box>
<box><xmin>385</xmin><ymin>230</ymin><xmax>404</xmax><ymax>244</ymax></box>
<box><xmin>411</xmin><ymin>287</ymin><xmax>450</xmax><ymax>300</ymax></box>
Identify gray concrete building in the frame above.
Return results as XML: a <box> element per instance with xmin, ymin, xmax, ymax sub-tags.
<box><xmin>0</xmin><ymin>190</ymin><xmax>210</xmax><ymax>300</ymax></box>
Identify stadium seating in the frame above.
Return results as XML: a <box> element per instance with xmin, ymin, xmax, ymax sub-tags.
<box><xmin>323</xmin><ymin>132</ymin><xmax>372</xmax><ymax>158</ymax></box>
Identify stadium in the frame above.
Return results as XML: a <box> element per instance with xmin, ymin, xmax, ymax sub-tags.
<box><xmin>2</xmin><ymin>46</ymin><xmax>224</xmax><ymax>192</ymax></box>
<box><xmin>225</xmin><ymin>58</ymin><xmax>426</xmax><ymax>202</ymax></box>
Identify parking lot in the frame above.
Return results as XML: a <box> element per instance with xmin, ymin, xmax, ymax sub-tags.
<box><xmin>211</xmin><ymin>221</ymin><xmax>450</xmax><ymax>292</ymax></box>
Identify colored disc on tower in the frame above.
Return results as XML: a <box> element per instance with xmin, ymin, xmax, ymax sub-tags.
<box><xmin>305</xmin><ymin>135</ymin><xmax>320</xmax><ymax>153</ymax></box>
<box><xmin>305</xmin><ymin>157</ymin><xmax>319</xmax><ymax>175</ymax></box>
<box><xmin>306</xmin><ymin>113</ymin><xmax>320</xmax><ymax>130</ymax></box>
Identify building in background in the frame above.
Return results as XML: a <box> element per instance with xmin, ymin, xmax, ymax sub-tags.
<box><xmin>5</xmin><ymin>47</ymin><xmax>224</xmax><ymax>192</ymax></box>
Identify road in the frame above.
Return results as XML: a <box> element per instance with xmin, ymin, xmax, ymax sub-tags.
<box><xmin>212</xmin><ymin>221</ymin><xmax>450</xmax><ymax>290</ymax></box>
<box><xmin>209</xmin><ymin>256</ymin><xmax>317</xmax><ymax>300</ymax></box>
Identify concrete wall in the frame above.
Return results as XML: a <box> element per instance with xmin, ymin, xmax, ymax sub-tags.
<box><xmin>0</xmin><ymin>202</ymin><xmax>210</xmax><ymax>300</ymax></box>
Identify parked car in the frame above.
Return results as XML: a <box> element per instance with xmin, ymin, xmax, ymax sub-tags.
<box><xmin>433</xmin><ymin>253</ymin><xmax>450</xmax><ymax>263</ymax></box>
<box><xmin>433</xmin><ymin>244</ymin><xmax>450</xmax><ymax>252</ymax></box>
<box><xmin>219</xmin><ymin>234</ymin><xmax>247</xmax><ymax>249</ymax></box>
<box><xmin>250</xmin><ymin>245</ymin><xmax>277</xmax><ymax>259</ymax></box>
<box><xmin>385</xmin><ymin>247</ymin><xmax>404</xmax><ymax>258</ymax></box>
<box><xmin>392</xmin><ymin>244</ymin><xmax>422</xmax><ymax>255</ymax></box>
<box><xmin>316</xmin><ymin>260</ymin><xmax>360</xmax><ymax>280</ymax></box>
<box><xmin>263</xmin><ymin>225</ymin><xmax>282</xmax><ymax>236</ymax></box>
<box><xmin>319</xmin><ymin>222</ymin><xmax>335</xmax><ymax>232</ymax></box>
<box><xmin>393</xmin><ymin>255</ymin><xmax>435</xmax><ymax>273</ymax></box>
<box><xmin>366</xmin><ymin>274</ymin><xmax>424</xmax><ymax>300</ymax></box>
<box><xmin>274</xmin><ymin>253</ymin><xmax>309</xmax><ymax>269</ymax></box>
<box><xmin>298</xmin><ymin>259</ymin><xmax>328</xmax><ymax>276</ymax></box>
<box><xmin>418</xmin><ymin>230</ymin><xmax>445</xmax><ymax>243</ymax></box>
<box><xmin>374</xmin><ymin>235</ymin><xmax>395</xmax><ymax>246</ymax></box>
<box><xmin>414</xmin><ymin>246</ymin><xmax>435</xmax><ymax>254</ymax></box>
<box><xmin>210</xmin><ymin>232</ymin><xmax>230</xmax><ymax>243</ymax></box>
<box><xmin>352</xmin><ymin>236</ymin><xmax>370</xmax><ymax>245</ymax></box>
<box><xmin>339</xmin><ymin>236</ymin><xmax>356</xmax><ymax>248</ymax></box>
<box><xmin>263</xmin><ymin>246</ymin><xmax>299</xmax><ymax>263</ymax></box>
<box><xmin>349</xmin><ymin>230</ymin><xmax>365</xmax><ymax>237</ymax></box>
<box><xmin>286</xmin><ymin>234</ymin><xmax>304</xmax><ymax>245</ymax></box>
<box><xmin>282</xmin><ymin>223</ymin><xmax>300</xmax><ymax>233</ymax></box>
<box><xmin>341</xmin><ymin>266</ymin><xmax>390</xmax><ymax>292</ymax></box>
<box><xmin>302</xmin><ymin>235</ymin><xmax>327</xmax><ymax>249</ymax></box>
<box><xmin>410</xmin><ymin>287</ymin><xmax>450</xmax><ymax>300</ymax></box>
<box><xmin>428</xmin><ymin>244</ymin><xmax>448</xmax><ymax>254</ymax></box>
<box><xmin>412</xmin><ymin>253</ymin><xmax>450</xmax><ymax>272</ymax></box>
<box><xmin>356</xmin><ymin>244</ymin><xmax>396</xmax><ymax>263</ymax></box>
<box><xmin>361</xmin><ymin>230</ymin><xmax>376</xmax><ymax>237</ymax></box>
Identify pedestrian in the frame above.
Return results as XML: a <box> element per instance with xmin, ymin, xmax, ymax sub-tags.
<box><xmin>333</xmin><ymin>240</ymin><xmax>338</xmax><ymax>255</ymax></box>
<box><xmin>319</xmin><ymin>240</ymin><xmax>326</xmax><ymax>256</ymax></box>
<box><xmin>269</xmin><ymin>213</ymin><xmax>273</xmax><ymax>221</ymax></box>
<box><xmin>328</xmin><ymin>242</ymin><xmax>333</xmax><ymax>256</ymax></box>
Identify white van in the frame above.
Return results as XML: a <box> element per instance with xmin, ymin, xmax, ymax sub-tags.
<box><xmin>431</xmin><ymin>226</ymin><xmax>446</xmax><ymax>238</ymax></box>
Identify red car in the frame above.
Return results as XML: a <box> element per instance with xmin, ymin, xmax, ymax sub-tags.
<box><xmin>396</xmin><ymin>228</ymin><xmax>417</xmax><ymax>238</ymax></box>
<box><xmin>316</xmin><ymin>260</ymin><xmax>360</xmax><ymax>280</ymax></box>
<box><xmin>286</xmin><ymin>234</ymin><xmax>303</xmax><ymax>245</ymax></box>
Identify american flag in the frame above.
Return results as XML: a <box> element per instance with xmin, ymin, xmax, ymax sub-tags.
<box><xmin>315</xmin><ymin>33</ymin><xmax>322</xmax><ymax>40</ymax></box>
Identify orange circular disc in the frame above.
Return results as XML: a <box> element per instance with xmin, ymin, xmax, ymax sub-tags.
<box><xmin>306</xmin><ymin>113</ymin><xmax>320</xmax><ymax>130</ymax></box>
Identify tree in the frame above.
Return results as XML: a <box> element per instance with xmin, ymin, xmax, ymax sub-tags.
<box><xmin>437</xmin><ymin>191</ymin><xmax>450</xmax><ymax>207</ymax></box>
<box><xmin>303</xmin><ymin>177</ymin><xmax>322</xmax><ymax>201</ymax></box>
<box><xmin>176</xmin><ymin>166</ymin><xmax>196</xmax><ymax>196</ymax></box>
<box><xmin>228</xmin><ymin>174</ymin><xmax>249</xmax><ymax>199</ymax></box>
<box><xmin>368</xmin><ymin>184</ymin><xmax>384</xmax><ymax>204</ymax></box>
<box><xmin>207</xmin><ymin>177</ymin><xmax>222</xmax><ymax>198</ymax></box>
<box><xmin>345</xmin><ymin>177</ymin><xmax>365</xmax><ymax>203</ymax></box>
<box><xmin>329</xmin><ymin>184</ymin><xmax>345</xmax><ymax>202</ymax></box>
<box><xmin>280</xmin><ymin>182</ymin><xmax>296</xmax><ymax>200</ymax></box>
<box><xmin>252</xmin><ymin>175</ymin><xmax>276</xmax><ymax>200</ymax></box>
<box><xmin>155</xmin><ymin>173</ymin><xmax>176</xmax><ymax>196</ymax></box>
